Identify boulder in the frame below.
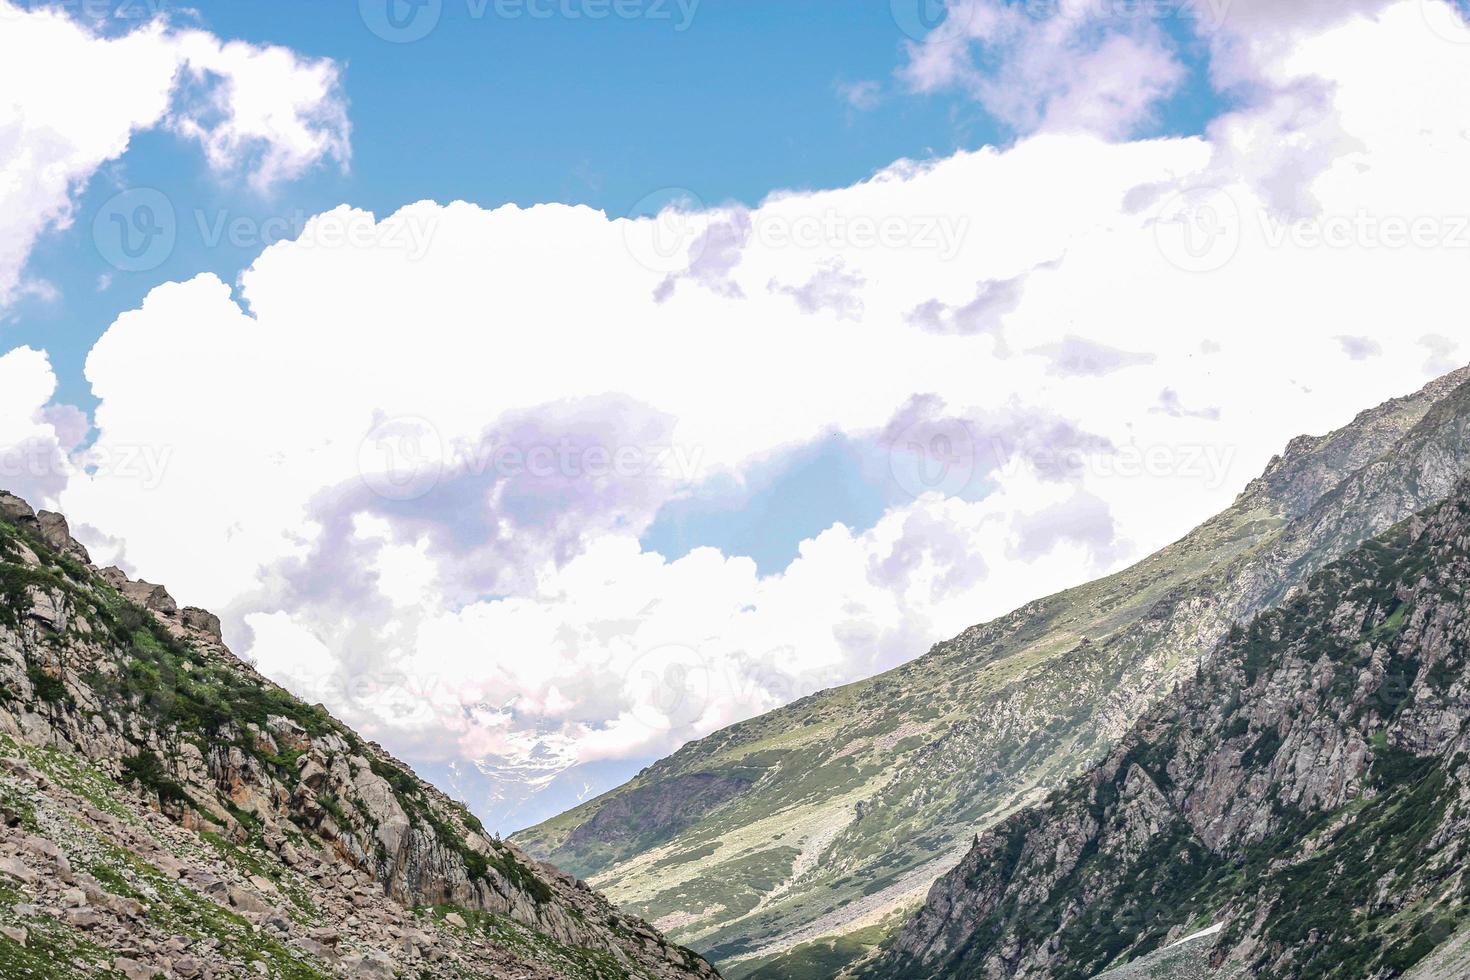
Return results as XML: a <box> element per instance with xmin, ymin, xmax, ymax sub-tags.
<box><xmin>119</xmin><ymin>580</ymin><xmax>178</xmax><ymax>617</ymax></box>
<box><xmin>180</xmin><ymin>606</ymin><xmax>223</xmax><ymax>640</ymax></box>
<box><xmin>113</xmin><ymin>957</ymin><xmax>156</xmax><ymax>980</ymax></box>
<box><xmin>35</xmin><ymin>510</ymin><xmax>91</xmax><ymax>564</ymax></box>
<box><xmin>0</xmin><ymin>490</ymin><xmax>36</xmax><ymax>525</ymax></box>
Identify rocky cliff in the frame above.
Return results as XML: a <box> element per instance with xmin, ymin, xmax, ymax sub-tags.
<box><xmin>512</xmin><ymin>368</ymin><xmax>1470</xmax><ymax>978</ymax></box>
<box><xmin>0</xmin><ymin>490</ymin><xmax>718</xmax><ymax>979</ymax></box>
<box><xmin>862</xmin><ymin>475</ymin><xmax>1470</xmax><ymax>979</ymax></box>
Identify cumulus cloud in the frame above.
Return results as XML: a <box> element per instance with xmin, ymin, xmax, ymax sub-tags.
<box><xmin>17</xmin><ymin>0</ymin><xmax>1470</xmax><ymax>829</ymax></box>
<box><xmin>0</xmin><ymin>348</ymin><xmax>69</xmax><ymax>506</ymax></box>
<box><xmin>167</xmin><ymin>31</ymin><xmax>351</xmax><ymax>192</ymax></box>
<box><xmin>899</xmin><ymin>0</ymin><xmax>1187</xmax><ymax>137</ymax></box>
<box><xmin>0</xmin><ymin>0</ymin><xmax>348</xmax><ymax>308</ymax></box>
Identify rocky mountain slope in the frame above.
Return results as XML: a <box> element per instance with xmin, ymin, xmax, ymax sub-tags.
<box><xmin>0</xmin><ymin>491</ymin><xmax>718</xmax><ymax>979</ymax></box>
<box><xmin>512</xmin><ymin>368</ymin><xmax>1470</xmax><ymax>978</ymax></box>
<box><xmin>861</xmin><ymin>474</ymin><xmax>1470</xmax><ymax>979</ymax></box>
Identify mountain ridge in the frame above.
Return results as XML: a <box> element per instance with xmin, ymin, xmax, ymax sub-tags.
<box><xmin>513</xmin><ymin>366</ymin><xmax>1470</xmax><ymax>977</ymax></box>
<box><xmin>861</xmin><ymin>472</ymin><xmax>1470</xmax><ymax>979</ymax></box>
<box><xmin>0</xmin><ymin>490</ymin><xmax>718</xmax><ymax>978</ymax></box>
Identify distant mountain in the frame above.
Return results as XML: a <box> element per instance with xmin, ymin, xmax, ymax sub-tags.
<box><xmin>425</xmin><ymin>755</ymin><xmax>653</xmax><ymax>839</ymax></box>
<box><xmin>512</xmin><ymin>367</ymin><xmax>1470</xmax><ymax>977</ymax></box>
<box><xmin>861</xmin><ymin>473</ymin><xmax>1470</xmax><ymax>978</ymax></box>
<box><xmin>0</xmin><ymin>491</ymin><xmax>717</xmax><ymax>979</ymax></box>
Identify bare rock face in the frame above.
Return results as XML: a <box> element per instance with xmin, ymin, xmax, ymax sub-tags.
<box><xmin>0</xmin><ymin>494</ymin><xmax>719</xmax><ymax>980</ymax></box>
<box><xmin>118</xmin><ymin>579</ymin><xmax>178</xmax><ymax>617</ymax></box>
<box><xmin>0</xmin><ymin>491</ymin><xmax>36</xmax><ymax>526</ymax></box>
<box><xmin>180</xmin><ymin>606</ymin><xmax>223</xmax><ymax>640</ymax></box>
<box><xmin>865</xmin><ymin>478</ymin><xmax>1470</xmax><ymax>980</ymax></box>
<box><xmin>35</xmin><ymin>510</ymin><xmax>91</xmax><ymax>565</ymax></box>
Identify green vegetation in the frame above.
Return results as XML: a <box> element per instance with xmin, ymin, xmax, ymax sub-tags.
<box><xmin>421</xmin><ymin>904</ymin><xmax>649</xmax><ymax>980</ymax></box>
<box><xmin>866</xmin><ymin>491</ymin><xmax>1470</xmax><ymax>980</ymax></box>
<box><xmin>728</xmin><ymin>916</ymin><xmax>901</xmax><ymax>980</ymax></box>
<box><xmin>200</xmin><ymin>830</ymin><xmax>319</xmax><ymax>920</ymax></box>
<box><xmin>0</xmin><ymin>880</ymin><xmax>125</xmax><ymax>979</ymax></box>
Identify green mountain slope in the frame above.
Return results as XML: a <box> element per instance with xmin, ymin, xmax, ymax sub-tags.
<box><xmin>0</xmin><ymin>491</ymin><xmax>717</xmax><ymax>979</ymax></box>
<box><xmin>861</xmin><ymin>475</ymin><xmax>1470</xmax><ymax>979</ymax></box>
<box><xmin>513</xmin><ymin>368</ymin><xmax>1470</xmax><ymax>976</ymax></box>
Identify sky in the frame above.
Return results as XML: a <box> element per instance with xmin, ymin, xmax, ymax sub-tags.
<box><xmin>2</xmin><ymin>0</ymin><xmax>1470</xmax><ymax>832</ymax></box>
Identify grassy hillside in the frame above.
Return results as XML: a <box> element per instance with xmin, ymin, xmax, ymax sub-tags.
<box><xmin>514</xmin><ymin>369</ymin><xmax>1470</xmax><ymax>975</ymax></box>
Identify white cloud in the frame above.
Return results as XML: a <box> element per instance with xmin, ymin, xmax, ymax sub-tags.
<box><xmin>168</xmin><ymin>31</ymin><xmax>351</xmax><ymax>192</ymax></box>
<box><xmin>0</xmin><ymin>347</ymin><xmax>68</xmax><ymax>506</ymax></box>
<box><xmin>898</xmin><ymin>0</ymin><xmax>1187</xmax><ymax>137</ymax></box>
<box><xmin>12</xmin><ymin>0</ymin><xmax>1470</xmax><ymax>828</ymax></box>
<box><xmin>0</xmin><ymin>0</ymin><xmax>349</xmax><ymax>308</ymax></box>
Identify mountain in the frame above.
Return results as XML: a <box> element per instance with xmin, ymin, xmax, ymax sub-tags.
<box><xmin>425</xmin><ymin>755</ymin><xmax>651</xmax><ymax>840</ymax></box>
<box><xmin>860</xmin><ymin>474</ymin><xmax>1470</xmax><ymax>979</ymax></box>
<box><xmin>0</xmin><ymin>491</ymin><xmax>718</xmax><ymax>979</ymax></box>
<box><xmin>512</xmin><ymin>367</ymin><xmax>1470</xmax><ymax>977</ymax></box>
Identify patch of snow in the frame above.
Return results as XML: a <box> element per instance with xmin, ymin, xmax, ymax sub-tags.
<box><xmin>1166</xmin><ymin>922</ymin><xmax>1223</xmax><ymax>949</ymax></box>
